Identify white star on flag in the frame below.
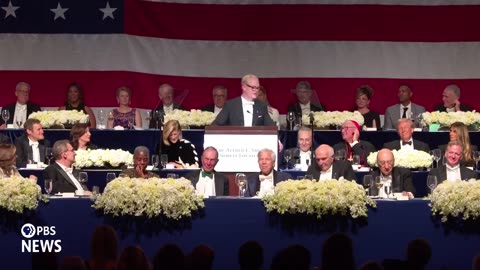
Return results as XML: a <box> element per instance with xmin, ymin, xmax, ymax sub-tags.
<box><xmin>2</xmin><ymin>0</ymin><xmax>20</xmax><ymax>19</ymax></box>
<box><xmin>50</xmin><ymin>2</ymin><xmax>68</xmax><ymax>21</ymax></box>
<box><xmin>99</xmin><ymin>2</ymin><xmax>117</xmax><ymax>20</ymax></box>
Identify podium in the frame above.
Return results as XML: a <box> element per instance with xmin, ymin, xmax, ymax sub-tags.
<box><xmin>204</xmin><ymin>126</ymin><xmax>278</xmax><ymax>172</ymax></box>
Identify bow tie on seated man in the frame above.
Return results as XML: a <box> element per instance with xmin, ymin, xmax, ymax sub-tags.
<box><xmin>15</xmin><ymin>118</ymin><xmax>50</xmax><ymax>168</ymax></box>
<box><xmin>286</xmin><ymin>126</ymin><xmax>314</xmax><ymax>170</ymax></box>
<box><xmin>428</xmin><ymin>141</ymin><xmax>478</xmax><ymax>185</ymax></box>
<box><xmin>184</xmin><ymin>146</ymin><xmax>229</xmax><ymax>197</ymax></box>
<box><xmin>383</xmin><ymin>119</ymin><xmax>430</xmax><ymax>153</ymax></box>
<box><xmin>246</xmin><ymin>149</ymin><xmax>292</xmax><ymax>197</ymax></box>
<box><xmin>43</xmin><ymin>139</ymin><xmax>92</xmax><ymax>196</ymax></box>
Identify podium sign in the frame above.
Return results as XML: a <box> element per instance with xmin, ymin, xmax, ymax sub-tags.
<box><xmin>204</xmin><ymin>126</ymin><xmax>278</xmax><ymax>172</ymax></box>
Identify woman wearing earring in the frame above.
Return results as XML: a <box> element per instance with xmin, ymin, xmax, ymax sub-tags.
<box><xmin>438</xmin><ymin>122</ymin><xmax>477</xmax><ymax>166</ymax></box>
<box><xmin>107</xmin><ymin>87</ymin><xmax>142</xmax><ymax>129</ymax></box>
<box><xmin>58</xmin><ymin>83</ymin><xmax>97</xmax><ymax>128</ymax></box>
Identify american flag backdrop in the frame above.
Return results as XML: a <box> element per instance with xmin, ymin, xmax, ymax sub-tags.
<box><xmin>1</xmin><ymin>0</ymin><xmax>480</xmax><ymax>113</ymax></box>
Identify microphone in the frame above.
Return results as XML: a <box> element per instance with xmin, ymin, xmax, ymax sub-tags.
<box><xmin>309</xmin><ymin>112</ymin><xmax>314</xmax><ymax>125</ymax></box>
<box><xmin>246</xmin><ymin>110</ymin><xmax>252</xmax><ymax>114</ymax></box>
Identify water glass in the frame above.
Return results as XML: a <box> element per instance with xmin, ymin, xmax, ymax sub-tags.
<box><xmin>362</xmin><ymin>175</ymin><xmax>372</xmax><ymax>195</ymax></box>
<box><xmin>235</xmin><ymin>173</ymin><xmax>248</xmax><ymax>197</ymax></box>
<box><xmin>92</xmin><ymin>186</ymin><xmax>100</xmax><ymax>196</ymax></box>
<box><xmin>106</xmin><ymin>172</ymin><xmax>116</xmax><ymax>183</ymax></box>
<box><xmin>44</xmin><ymin>178</ymin><xmax>53</xmax><ymax>195</ymax></box>
<box><xmin>78</xmin><ymin>172</ymin><xmax>88</xmax><ymax>185</ymax></box>
<box><xmin>426</xmin><ymin>175</ymin><xmax>438</xmax><ymax>193</ymax></box>
<box><xmin>2</xmin><ymin>110</ymin><xmax>10</xmax><ymax>125</ymax></box>
<box><xmin>160</xmin><ymin>154</ymin><xmax>168</xmax><ymax>168</ymax></box>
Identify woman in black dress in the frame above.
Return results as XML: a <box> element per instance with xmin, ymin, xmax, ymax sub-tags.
<box><xmin>158</xmin><ymin>120</ymin><xmax>199</xmax><ymax>168</ymax></box>
<box><xmin>59</xmin><ymin>83</ymin><xmax>97</xmax><ymax>128</ymax></box>
<box><xmin>355</xmin><ymin>85</ymin><xmax>380</xmax><ymax>129</ymax></box>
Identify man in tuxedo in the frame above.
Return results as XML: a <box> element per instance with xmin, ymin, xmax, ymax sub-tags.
<box><xmin>0</xmin><ymin>82</ymin><xmax>41</xmax><ymax>129</ymax></box>
<box><xmin>149</xmin><ymin>84</ymin><xmax>185</xmax><ymax>128</ymax></box>
<box><xmin>306</xmin><ymin>144</ymin><xmax>355</xmax><ymax>181</ymax></box>
<box><xmin>286</xmin><ymin>126</ymin><xmax>314</xmax><ymax>170</ymax></box>
<box><xmin>369</xmin><ymin>148</ymin><xmax>415</xmax><ymax>198</ymax></box>
<box><xmin>286</xmin><ymin>81</ymin><xmax>325</xmax><ymax>128</ymax></box>
<box><xmin>212</xmin><ymin>74</ymin><xmax>275</xmax><ymax>126</ymax></box>
<box><xmin>333</xmin><ymin>120</ymin><xmax>375</xmax><ymax>166</ymax></box>
<box><xmin>383</xmin><ymin>84</ymin><xmax>426</xmax><ymax>130</ymax></box>
<box><xmin>184</xmin><ymin>146</ymin><xmax>229</xmax><ymax>197</ymax></box>
<box><xmin>44</xmin><ymin>140</ymin><xmax>90</xmax><ymax>194</ymax></box>
<box><xmin>15</xmin><ymin>118</ymin><xmax>50</xmax><ymax>168</ymax></box>
<box><xmin>246</xmin><ymin>149</ymin><xmax>292</xmax><ymax>197</ymax></box>
<box><xmin>383</xmin><ymin>119</ymin><xmax>430</xmax><ymax>152</ymax></box>
<box><xmin>428</xmin><ymin>141</ymin><xmax>477</xmax><ymax>184</ymax></box>
<box><xmin>201</xmin><ymin>85</ymin><xmax>227</xmax><ymax>115</ymax></box>
<box><xmin>434</xmin><ymin>84</ymin><xmax>472</xmax><ymax>112</ymax></box>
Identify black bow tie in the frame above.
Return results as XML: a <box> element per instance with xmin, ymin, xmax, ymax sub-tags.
<box><xmin>402</xmin><ymin>141</ymin><xmax>412</xmax><ymax>146</ymax></box>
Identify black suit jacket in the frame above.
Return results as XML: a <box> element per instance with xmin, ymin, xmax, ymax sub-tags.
<box><xmin>286</xmin><ymin>102</ymin><xmax>325</xmax><ymax>126</ymax></box>
<box><xmin>0</xmin><ymin>102</ymin><xmax>42</xmax><ymax>125</ymax></box>
<box><xmin>333</xmin><ymin>141</ymin><xmax>376</xmax><ymax>166</ymax></box>
<box><xmin>383</xmin><ymin>139</ymin><xmax>430</xmax><ymax>152</ymax></box>
<box><xmin>14</xmin><ymin>135</ymin><xmax>50</xmax><ymax>168</ymax></box>
<box><xmin>369</xmin><ymin>167</ymin><xmax>415</xmax><ymax>195</ymax></box>
<box><xmin>246</xmin><ymin>170</ymin><xmax>292</xmax><ymax>197</ymax></box>
<box><xmin>434</xmin><ymin>104</ymin><xmax>473</xmax><ymax>112</ymax></box>
<box><xmin>44</xmin><ymin>162</ymin><xmax>87</xmax><ymax>193</ymax></box>
<box><xmin>148</xmin><ymin>103</ymin><xmax>185</xmax><ymax>128</ymax></box>
<box><xmin>306</xmin><ymin>160</ymin><xmax>356</xmax><ymax>181</ymax></box>
<box><xmin>211</xmin><ymin>97</ymin><xmax>275</xmax><ymax>126</ymax></box>
<box><xmin>428</xmin><ymin>165</ymin><xmax>478</xmax><ymax>184</ymax></box>
<box><xmin>184</xmin><ymin>170</ymin><xmax>229</xmax><ymax>196</ymax></box>
<box><xmin>201</xmin><ymin>104</ymin><xmax>215</xmax><ymax>113</ymax></box>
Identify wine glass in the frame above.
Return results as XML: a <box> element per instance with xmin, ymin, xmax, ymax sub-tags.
<box><xmin>106</xmin><ymin>172</ymin><xmax>116</xmax><ymax>184</ymax></box>
<box><xmin>145</xmin><ymin>111</ymin><xmax>152</xmax><ymax>123</ymax></box>
<box><xmin>151</xmin><ymin>155</ymin><xmax>159</xmax><ymax>169</ymax></box>
<box><xmin>374</xmin><ymin>176</ymin><xmax>384</xmax><ymax>197</ymax></box>
<box><xmin>283</xmin><ymin>149</ymin><xmax>292</xmax><ymax>169</ymax></box>
<box><xmin>235</xmin><ymin>173</ymin><xmax>248</xmax><ymax>197</ymax></box>
<box><xmin>426</xmin><ymin>175</ymin><xmax>438</xmax><ymax>194</ymax></box>
<box><xmin>15</xmin><ymin>117</ymin><xmax>23</xmax><ymax>129</ymax></box>
<box><xmin>472</xmin><ymin>151</ymin><xmax>480</xmax><ymax>170</ymax></box>
<box><xmin>335</xmin><ymin>149</ymin><xmax>346</xmax><ymax>161</ymax></box>
<box><xmin>78</xmin><ymin>172</ymin><xmax>88</xmax><ymax>186</ymax></box>
<box><xmin>2</xmin><ymin>110</ymin><xmax>10</xmax><ymax>126</ymax></box>
<box><xmin>160</xmin><ymin>154</ymin><xmax>168</xmax><ymax>169</ymax></box>
<box><xmin>384</xmin><ymin>183</ymin><xmax>392</xmax><ymax>199</ymax></box>
<box><xmin>431</xmin><ymin>149</ymin><xmax>441</xmax><ymax>168</ymax></box>
<box><xmin>286</xmin><ymin>111</ymin><xmax>295</xmax><ymax>130</ymax></box>
<box><xmin>45</xmin><ymin>147</ymin><xmax>53</xmax><ymax>165</ymax></box>
<box><xmin>362</xmin><ymin>175</ymin><xmax>372</xmax><ymax>195</ymax></box>
<box><xmin>98</xmin><ymin>109</ymin><xmax>106</xmax><ymax>129</ymax></box>
<box><xmin>44</xmin><ymin>178</ymin><xmax>53</xmax><ymax>195</ymax></box>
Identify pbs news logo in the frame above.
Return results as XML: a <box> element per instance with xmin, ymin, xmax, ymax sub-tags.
<box><xmin>21</xmin><ymin>223</ymin><xmax>62</xmax><ymax>253</ymax></box>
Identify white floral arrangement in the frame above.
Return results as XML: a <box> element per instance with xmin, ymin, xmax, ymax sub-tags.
<box><xmin>429</xmin><ymin>180</ymin><xmax>480</xmax><ymax>222</ymax></box>
<box><xmin>29</xmin><ymin>110</ymin><xmax>89</xmax><ymax>128</ymax></box>
<box><xmin>367</xmin><ymin>149</ymin><xmax>433</xmax><ymax>168</ymax></box>
<box><xmin>421</xmin><ymin>111</ymin><xmax>480</xmax><ymax>127</ymax></box>
<box><xmin>0</xmin><ymin>176</ymin><xmax>48</xmax><ymax>214</ymax></box>
<box><xmin>301</xmin><ymin>111</ymin><xmax>365</xmax><ymax>128</ymax></box>
<box><xmin>262</xmin><ymin>179</ymin><xmax>376</xmax><ymax>219</ymax></box>
<box><xmin>74</xmin><ymin>149</ymin><xmax>133</xmax><ymax>168</ymax></box>
<box><xmin>93</xmin><ymin>177</ymin><xmax>204</xmax><ymax>219</ymax></box>
<box><xmin>164</xmin><ymin>109</ymin><xmax>216</xmax><ymax>127</ymax></box>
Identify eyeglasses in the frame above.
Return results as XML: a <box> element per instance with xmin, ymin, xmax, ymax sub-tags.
<box><xmin>245</xmin><ymin>83</ymin><xmax>260</xmax><ymax>90</ymax></box>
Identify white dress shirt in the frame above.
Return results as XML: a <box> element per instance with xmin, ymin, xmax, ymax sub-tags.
<box><xmin>400</xmin><ymin>139</ymin><xmax>414</xmax><ymax>151</ymax></box>
<box><xmin>14</xmin><ymin>103</ymin><xmax>27</xmax><ymax>128</ymax></box>
<box><xmin>195</xmin><ymin>172</ymin><xmax>216</xmax><ymax>198</ymax></box>
<box><xmin>28</xmin><ymin>138</ymin><xmax>40</xmax><ymax>163</ymax></box>
<box><xmin>163</xmin><ymin>104</ymin><xmax>174</xmax><ymax>114</ymax></box>
<box><xmin>299</xmin><ymin>102</ymin><xmax>311</xmax><ymax>116</ymax></box>
<box><xmin>258</xmin><ymin>171</ymin><xmax>275</xmax><ymax>196</ymax></box>
<box><xmin>446</xmin><ymin>164</ymin><xmax>461</xmax><ymax>182</ymax></box>
<box><xmin>399</xmin><ymin>103</ymin><xmax>412</xmax><ymax>119</ymax></box>
<box><xmin>56</xmin><ymin>162</ymin><xmax>84</xmax><ymax>191</ymax></box>
<box><xmin>214</xmin><ymin>106</ymin><xmax>223</xmax><ymax>115</ymax></box>
<box><xmin>241</xmin><ymin>96</ymin><xmax>254</xmax><ymax>127</ymax></box>
<box><xmin>299</xmin><ymin>151</ymin><xmax>311</xmax><ymax>171</ymax></box>
<box><xmin>319</xmin><ymin>166</ymin><xmax>333</xmax><ymax>181</ymax></box>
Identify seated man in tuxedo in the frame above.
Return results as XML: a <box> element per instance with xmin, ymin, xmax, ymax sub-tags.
<box><xmin>286</xmin><ymin>126</ymin><xmax>314</xmax><ymax>170</ymax></box>
<box><xmin>434</xmin><ymin>84</ymin><xmax>472</xmax><ymax>112</ymax></box>
<box><xmin>246</xmin><ymin>148</ymin><xmax>292</xmax><ymax>197</ymax></box>
<box><xmin>286</xmin><ymin>81</ymin><xmax>325</xmax><ymax>128</ymax></box>
<box><xmin>383</xmin><ymin>119</ymin><xmax>430</xmax><ymax>152</ymax></box>
<box><xmin>15</xmin><ymin>118</ymin><xmax>50</xmax><ymax>168</ymax></box>
<box><xmin>212</xmin><ymin>74</ymin><xmax>275</xmax><ymax>126</ymax></box>
<box><xmin>369</xmin><ymin>148</ymin><xmax>415</xmax><ymax>198</ymax></box>
<box><xmin>201</xmin><ymin>85</ymin><xmax>227</xmax><ymax>115</ymax></box>
<box><xmin>44</xmin><ymin>139</ymin><xmax>91</xmax><ymax>194</ymax></box>
<box><xmin>428</xmin><ymin>141</ymin><xmax>477</xmax><ymax>184</ymax></box>
<box><xmin>184</xmin><ymin>146</ymin><xmax>229</xmax><ymax>197</ymax></box>
<box><xmin>149</xmin><ymin>84</ymin><xmax>185</xmax><ymax>128</ymax></box>
<box><xmin>0</xmin><ymin>81</ymin><xmax>41</xmax><ymax>129</ymax></box>
<box><xmin>306</xmin><ymin>144</ymin><xmax>355</xmax><ymax>181</ymax></box>
<box><xmin>333</xmin><ymin>120</ymin><xmax>375</xmax><ymax>166</ymax></box>
<box><xmin>383</xmin><ymin>84</ymin><xmax>426</xmax><ymax>130</ymax></box>
<box><xmin>120</xmin><ymin>146</ymin><xmax>158</xmax><ymax>179</ymax></box>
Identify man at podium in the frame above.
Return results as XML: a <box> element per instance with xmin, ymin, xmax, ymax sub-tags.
<box><xmin>212</xmin><ymin>74</ymin><xmax>275</xmax><ymax>127</ymax></box>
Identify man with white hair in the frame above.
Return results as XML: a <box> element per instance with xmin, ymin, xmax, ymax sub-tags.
<box><xmin>202</xmin><ymin>85</ymin><xmax>227</xmax><ymax>115</ymax></box>
<box><xmin>149</xmin><ymin>83</ymin><xmax>185</xmax><ymax>128</ymax></box>
<box><xmin>0</xmin><ymin>82</ymin><xmax>41</xmax><ymax>129</ymax></box>
<box><xmin>306</xmin><ymin>144</ymin><xmax>355</xmax><ymax>181</ymax></box>
<box><xmin>428</xmin><ymin>141</ymin><xmax>477</xmax><ymax>184</ymax></box>
<box><xmin>434</xmin><ymin>84</ymin><xmax>472</xmax><ymax>112</ymax></box>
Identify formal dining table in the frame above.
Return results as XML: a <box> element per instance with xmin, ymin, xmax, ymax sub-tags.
<box><xmin>1</xmin><ymin>198</ymin><xmax>479</xmax><ymax>270</ymax></box>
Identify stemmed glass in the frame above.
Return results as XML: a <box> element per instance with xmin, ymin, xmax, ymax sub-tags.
<box><xmin>431</xmin><ymin>149</ymin><xmax>441</xmax><ymax>168</ymax></box>
<box><xmin>45</xmin><ymin>147</ymin><xmax>53</xmax><ymax>165</ymax></box>
<box><xmin>44</xmin><ymin>178</ymin><xmax>53</xmax><ymax>195</ymax></box>
<box><xmin>384</xmin><ymin>183</ymin><xmax>392</xmax><ymax>199</ymax></box>
<box><xmin>426</xmin><ymin>175</ymin><xmax>438</xmax><ymax>194</ymax></box>
<box><xmin>235</xmin><ymin>173</ymin><xmax>248</xmax><ymax>197</ymax></box>
<box><xmin>15</xmin><ymin>117</ymin><xmax>23</xmax><ymax>129</ymax></box>
<box><xmin>283</xmin><ymin>149</ymin><xmax>292</xmax><ymax>169</ymax></box>
<box><xmin>98</xmin><ymin>109</ymin><xmax>106</xmax><ymax>129</ymax></box>
<box><xmin>160</xmin><ymin>154</ymin><xmax>168</xmax><ymax>169</ymax></box>
<box><xmin>151</xmin><ymin>154</ymin><xmax>159</xmax><ymax>169</ymax></box>
<box><xmin>374</xmin><ymin>176</ymin><xmax>384</xmax><ymax>197</ymax></box>
<box><xmin>287</xmin><ymin>111</ymin><xmax>295</xmax><ymax>130</ymax></box>
<box><xmin>472</xmin><ymin>151</ymin><xmax>480</xmax><ymax>170</ymax></box>
<box><xmin>106</xmin><ymin>172</ymin><xmax>116</xmax><ymax>184</ymax></box>
<box><xmin>362</xmin><ymin>175</ymin><xmax>372</xmax><ymax>195</ymax></box>
<box><xmin>2</xmin><ymin>110</ymin><xmax>10</xmax><ymax>126</ymax></box>
<box><xmin>78</xmin><ymin>172</ymin><xmax>88</xmax><ymax>186</ymax></box>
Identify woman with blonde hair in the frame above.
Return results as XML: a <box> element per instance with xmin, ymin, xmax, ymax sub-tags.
<box><xmin>439</xmin><ymin>122</ymin><xmax>477</xmax><ymax>166</ymax></box>
<box><xmin>157</xmin><ymin>120</ymin><xmax>198</xmax><ymax>168</ymax></box>
<box><xmin>0</xmin><ymin>143</ymin><xmax>37</xmax><ymax>182</ymax></box>
<box><xmin>107</xmin><ymin>87</ymin><xmax>142</xmax><ymax>129</ymax></box>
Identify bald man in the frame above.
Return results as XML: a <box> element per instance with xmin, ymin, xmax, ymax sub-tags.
<box><xmin>306</xmin><ymin>144</ymin><xmax>355</xmax><ymax>181</ymax></box>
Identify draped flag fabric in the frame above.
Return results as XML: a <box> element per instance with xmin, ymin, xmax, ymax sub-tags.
<box><xmin>1</xmin><ymin>0</ymin><xmax>480</xmax><ymax>113</ymax></box>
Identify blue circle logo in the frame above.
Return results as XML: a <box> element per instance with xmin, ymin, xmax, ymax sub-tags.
<box><xmin>21</xmin><ymin>223</ymin><xmax>36</xmax><ymax>238</ymax></box>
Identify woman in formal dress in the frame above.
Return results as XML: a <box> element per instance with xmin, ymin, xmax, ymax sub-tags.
<box><xmin>158</xmin><ymin>120</ymin><xmax>199</xmax><ymax>168</ymax></box>
<box><xmin>70</xmin><ymin>123</ymin><xmax>98</xmax><ymax>151</ymax></box>
<box><xmin>257</xmin><ymin>86</ymin><xmax>280</xmax><ymax>126</ymax></box>
<box><xmin>107</xmin><ymin>87</ymin><xmax>142</xmax><ymax>129</ymax></box>
<box><xmin>59</xmin><ymin>83</ymin><xmax>97</xmax><ymax>128</ymax></box>
<box><xmin>439</xmin><ymin>122</ymin><xmax>477</xmax><ymax>166</ymax></box>
<box><xmin>0</xmin><ymin>143</ymin><xmax>36</xmax><ymax>182</ymax></box>
<box><xmin>354</xmin><ymin>85</ymin><xmax>380</xmax><ymax>129</ymax></box>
